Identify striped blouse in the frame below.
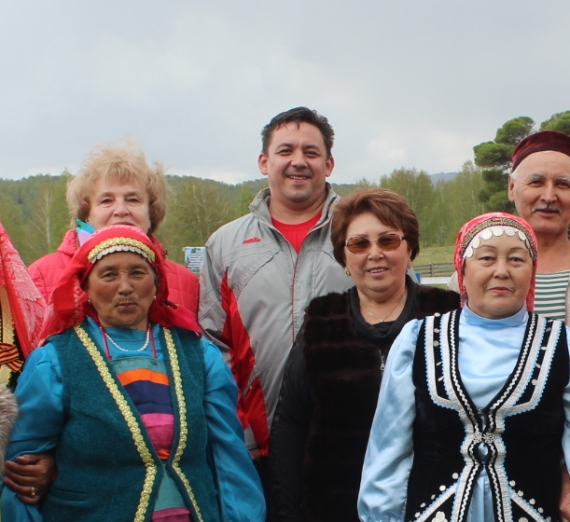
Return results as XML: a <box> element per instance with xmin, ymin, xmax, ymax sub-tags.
<box><xmin>104</xmin><ymin>324</ymin><xmax>192</xmax><ymax>522</ymax></box>
<box><xmin>534</xmin><ymin>270</ymin><xmax>570</xmax><ymax>322</ymax></box>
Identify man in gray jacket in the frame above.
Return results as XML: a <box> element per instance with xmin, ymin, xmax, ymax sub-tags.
<box><xmin>199</xmin><ymin>107</ymin><xmax>352</xmax><ymax>498</ymax></box>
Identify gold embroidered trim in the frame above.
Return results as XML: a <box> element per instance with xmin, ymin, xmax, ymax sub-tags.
<box><xmin>88</xmin><ymin>237</ymin><xmax>156</xmax><ymax>263</ymax></box>
<box><xmin>74</xmin><ymin>325</ymin><xmax>157</xmax><ymax>522</ymax></box>
<box><xmin>164</xmin><ymin>328</ymin><xmax>204</xmax><ymax>522</ymax></box>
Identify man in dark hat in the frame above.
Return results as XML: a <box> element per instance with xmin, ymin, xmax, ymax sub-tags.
<box><xmin>508</xmin><ymin>130</ymin><xmax>570</xmax><ymax>322</ymax></box>
<box><xmin>509</xmin><ymin>130</ymin><xmax>570</xmax><ymax>521</ymax></box>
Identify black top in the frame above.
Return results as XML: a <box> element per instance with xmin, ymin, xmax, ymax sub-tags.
<box><xmin>269</xmin><ymin>278</ymin><xmax>460</xmax><ymax>522</ymax></box>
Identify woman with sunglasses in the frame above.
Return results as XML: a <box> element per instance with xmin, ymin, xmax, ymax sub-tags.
<box><xmin>269</xmin><ymin>188</ymin><xmax>460</xmax><ymax>522</ymax></box>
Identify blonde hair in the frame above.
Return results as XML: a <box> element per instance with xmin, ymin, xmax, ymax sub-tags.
<box><xmin>67</xmin><ymin>142</ymin><xmax>167</xmax><ymax>234</ymax></box>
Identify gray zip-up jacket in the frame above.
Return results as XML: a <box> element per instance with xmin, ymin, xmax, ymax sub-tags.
<box><xmin>199</xmin><ymin>185</ymin><xmax>353</xmax><ymax>454</ymax></box>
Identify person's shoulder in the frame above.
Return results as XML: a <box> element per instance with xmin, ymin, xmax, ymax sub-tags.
<box><xmin>206</xmin><ymin>213</ymin><xmax>263</xmax><ymax>252</ymax></box>
<box><xmin>306</xmin><ymin>290</ymin><xmax>350</xmax><ymax>315</ymax></box>
<box><xmin>208</xmin><ymin>213</ymin><xmax>256</xmax><ymax>238</ymax></box>
<box><xmin>28</xmin><ymin>251</ymin><xmax>70</xmax><ymax>280</ymax></box>
<box><xmin>415</xmin><ymin>285</ymin><xmax>460</xmax><ymax>318</ymax></box>
<box><xmin>24</xmin><ymin>341</ymin><xmax>61</xmax><ymax>368</ymax></box>
<box><xmin>193</xmin><ymin>336</ymin><xmax>227</xmax><ymax>371</ymax></box>
<box><xmin>29</xmin><ymin>249</ymin><xmax>68</xmax><ymax>267</ymax></box>
<box><xmin>29</xmin><ymin>230</ymin><xmax>76</xmax><ymax>272</ymax></box>
<box><xmin>163</xmin><ymin>258</ymin><xmax>198</xmax><ymax>280</ymax></box>
<box><xmin>57</xmin><ymin>229</ymin><xmax>79</xmax><ymax>255</ymax></box>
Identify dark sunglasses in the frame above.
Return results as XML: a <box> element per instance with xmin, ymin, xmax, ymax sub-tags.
<box><xmin>345</xmin><ymin>233</ymin><xmax>406</xmax><ymax>254</ymax></box>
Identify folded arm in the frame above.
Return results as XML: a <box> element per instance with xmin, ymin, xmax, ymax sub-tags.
<box><xmin>1</xmin><ymin>344</ymin><xmax>64</xmax><ymax>521</ymax></box>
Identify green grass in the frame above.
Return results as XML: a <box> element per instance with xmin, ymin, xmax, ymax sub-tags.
<box><xmin>413</xmin><ymin>245</ymin><xmax>455</xmax><ymax>266</ymax></box>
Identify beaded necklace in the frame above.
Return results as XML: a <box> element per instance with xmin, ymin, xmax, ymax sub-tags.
<box><xmin>99</xmin><ymin>324</ymin><xmax>157</xmax><ymax>360</ymax></box>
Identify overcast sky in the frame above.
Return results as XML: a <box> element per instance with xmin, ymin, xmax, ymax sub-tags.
<box><xmin>1</xmin><ymin>1</ymin><xmax>568</xmax><ymax>185</ymax></box>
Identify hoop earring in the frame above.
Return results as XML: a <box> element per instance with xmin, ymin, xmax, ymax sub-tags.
<box><xmin>344</xmin><ymin>267</ymin><xmax>351</xmax><ymax>277</ymax></box>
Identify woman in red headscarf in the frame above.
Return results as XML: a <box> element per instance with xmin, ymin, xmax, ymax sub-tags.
<box><xmin>1</xmin><ymin>225</ymin><xmax>265</xmax><ymax>522</ymax></box>
<box><xmin>358</xmin><ymin>213</ymin><xmax>570</xmax><ymax>522</ymax></box>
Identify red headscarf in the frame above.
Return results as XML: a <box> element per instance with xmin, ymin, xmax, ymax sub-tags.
<box><xmin>453</xmin><ymin>212</ymin><xmax>538</xmax><ymax>311</ymax></box>
<box><xmin>0</xmin><ymin>223</ymin><xmax>46</xmax><ymax>369</ymax></box>
<box><xmin>40</xmin><ymin>225</ymin><xmax>201</xmax><ymax>339</ymax></box>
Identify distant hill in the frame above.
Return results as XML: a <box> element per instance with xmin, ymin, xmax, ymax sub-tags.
<box><xmin>430</xmin><ymin>172</ymin><xmax>458</xmax><ymax>183</ymax></box>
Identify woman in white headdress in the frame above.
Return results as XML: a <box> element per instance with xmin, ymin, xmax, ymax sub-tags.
<box><xmin>358</xmin><ymin>212</ymin><xmax>570</xmax><ymax>522</ymax></box>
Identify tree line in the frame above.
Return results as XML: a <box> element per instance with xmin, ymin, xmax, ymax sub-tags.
<box><xmin>0</xmin><ymin>166</ymin><xmax>481</xmax><ymax>267</ymax></box>
<box><xmin>1</xmin><ymin>109</ymin><xmax>567</xmax><ymax>267</ymax></box>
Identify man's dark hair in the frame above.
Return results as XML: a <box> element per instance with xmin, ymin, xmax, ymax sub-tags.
<box><xmin>261</xmin><ymin>107</ymin><xmax>334</xmax><ymax>157</ymax></box>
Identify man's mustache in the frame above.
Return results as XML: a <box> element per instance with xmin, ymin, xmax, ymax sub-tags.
<box><xmin>532</xmin><ymin>205</ymin><xmax>560</xmax><ymax>214</ymax></box>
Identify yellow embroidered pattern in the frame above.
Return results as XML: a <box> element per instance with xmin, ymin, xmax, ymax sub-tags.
<box><xmin>164</xmin><ymin>328</ymin><xmax>204</xmax><ymax>522</ymax></box>
<box><xmin>88</xmin><ymin>237</ymin><xmax>156</xmax><ymax>263</ymax></box>
<box><xmin>74</xmin><ymin>325</ymin><xmax>157</xmax><ymax>522</ymax></box>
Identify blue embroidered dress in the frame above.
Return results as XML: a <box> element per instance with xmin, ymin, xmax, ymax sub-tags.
<box><xmin>358</xmin><ymin>305</ymin><xmax>570</xmax><ymax>522</ymax></box>
<box><xmin>1</xmin><ymin>318</ymin><xmax>265</xmax><ymax>522</ymax></box>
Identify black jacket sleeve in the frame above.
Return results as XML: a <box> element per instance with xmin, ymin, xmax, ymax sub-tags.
<box><xmin>269</xmin><ymin>326</ymin><xmax>314</xmax><ymax>522</ymax></box>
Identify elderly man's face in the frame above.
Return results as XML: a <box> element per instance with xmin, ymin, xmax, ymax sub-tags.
<box><xmin>508</xmin><ymin>151</ymin><xmax>570</xmax><ymax>239</ymax></box>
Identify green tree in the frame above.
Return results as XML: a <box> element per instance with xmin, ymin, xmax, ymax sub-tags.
<box><xmin>380</xmin><ymin>168</ymin><xmax>434</xmax><ymax>245</ymax></box>
<box><xmin>475</xmin><ymin>112</ymin><xmax>570</xmax><ymax>212</ymax></box>
<box><xmin>26</xmin><ymin>174</ymin><xmax>70</xmax><ymax>261</ymax></box>
<box><xmin>475</xmin><ymin>116</ymin><xmax>535</xmax><ymax>212</ymax></box>
<box><xmin>0</xmin><ymin>192</ymin><xmax>28</xmax><ymax>261</ymax></box>
<box><xmin>421</xmin><ymin>162</ymin><xmax>486</xmax><ymax>246</ymax></box>
<box><xmin>473</xmin><ymin>142</ymin><xmax>513</xmax><ymax>170</ymax></box>
<box><xmin>422</xmin><ymin>178</ymin><xmax>449</xmax><ymax>246</ymax></box>
<box><xmin>158</xmin><ymin>179</ymin><xmax>233</xmax><ymax>263</ymax></box>
<box><xmin>494</xmin><ymin>116</ymin><xmax>534</xmax><ymax>145</ymax></box>
<box><xmin>354</xmin><ymin>177</ymin><xmax>379</xmax><ymax>189</ymax></box>
<box><xmin>234</xmin><ymin>185</ymin><xmax>254</xmax><ymax>219</ymax></box>
<box><xmin>541</xmin><ymin>111</ymin><xmax>570</xmax><ymax>135</ymax></box>
<box><xmin>446</xmin><ymin>161</ymin><xmax>485</xmax><ymax>240</ymax></box>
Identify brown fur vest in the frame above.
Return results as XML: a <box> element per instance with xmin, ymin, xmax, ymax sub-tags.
<box><xmin>301</xmin><ymin>285</ymin><xmax>459</xmax><ymax>522</ymax></box>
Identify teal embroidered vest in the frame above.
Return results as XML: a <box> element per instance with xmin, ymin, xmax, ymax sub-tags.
<box><xmin>42</xmin><ymin>324</ymin><xmax>221</xmax><ymax>522</ymax></box>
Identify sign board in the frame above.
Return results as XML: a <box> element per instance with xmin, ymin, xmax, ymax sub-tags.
<box><xmin>183</xmin><ymin>246</ymin><xmax>206</xmax><ymax>275</ymax></box>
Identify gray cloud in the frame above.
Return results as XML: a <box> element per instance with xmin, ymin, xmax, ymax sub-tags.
<box><xmin>0</xmin><ymin>0</ymin><xmax>568</xmax><ymax>183</ymax></box>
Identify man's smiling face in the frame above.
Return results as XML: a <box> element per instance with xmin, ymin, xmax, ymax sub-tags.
<box><xmin>509</xmin><ymin>150</ymin><xmax>570</xmax><ymax>238</ymax></box>
<box><xmin>258</xmin><ymin>122</ymin><xmax>334</xmax><ymax>214</ymax></box>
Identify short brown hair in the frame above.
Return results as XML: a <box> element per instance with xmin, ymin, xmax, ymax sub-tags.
<box><xmin>331</xmin><ymin>188</ymin><xmax>420</xmax><ymax>267</ymax></box>
<box><xmin>261</xmin><ymin>107</ymin><xmax>334</xmax><ymax>157</ymax></box>
<box><xmin>67</xmin><ymin>142</ymin><xmax>167</xmax><ymax>234</ymax></box>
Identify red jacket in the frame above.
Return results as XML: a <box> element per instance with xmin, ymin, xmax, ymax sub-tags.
<box><xmin>28</xmin><ymin>229</ymin><xmax>199</xmax><ymax>319</ymax></box>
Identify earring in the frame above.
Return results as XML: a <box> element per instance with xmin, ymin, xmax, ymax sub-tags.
<box><xmin>344</xmin><ymin>267</ymin><xmax>351</xmax><ymax>277</ymax></box>
<box><xmin>153</xmin><ymin>296</ymin><xmax>156</xmax><ymax>301</ymax></box>
<box><xmin>87</xmin><ymin>299</ymin><xmax>92</xmax><ymax>304</ymax></box>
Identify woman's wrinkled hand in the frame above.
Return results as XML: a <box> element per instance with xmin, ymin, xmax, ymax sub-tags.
<box><xmin>3</xmin><ymin>453</ymin><xmax>57</xmax><ymax>505</ymax></box>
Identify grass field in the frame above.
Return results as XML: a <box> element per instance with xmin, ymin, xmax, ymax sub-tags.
<box><xmin>413</xmin><ymin>245</ymin><xmax>455</xmax><ymax>266</ymax></box>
